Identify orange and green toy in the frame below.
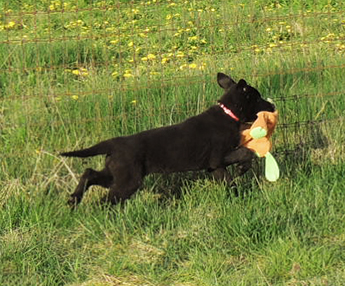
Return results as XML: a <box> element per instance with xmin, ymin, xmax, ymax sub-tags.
<box><xmin>241</xmin><ymin>110</ymin><xmax>279</xmax><ymax>181</ymax></box>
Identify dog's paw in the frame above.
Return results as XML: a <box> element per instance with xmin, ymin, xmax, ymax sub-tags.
<box><xmin>68</xmin><ymin>195</ymin><xmax>81</xmax><ymax>208</ymax></box>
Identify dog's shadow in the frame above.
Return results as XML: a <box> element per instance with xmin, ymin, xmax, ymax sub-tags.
<box><xmin>143</xmin><ymin>164</ymin><xmax>260</xmax><ymax>205</ymax></box>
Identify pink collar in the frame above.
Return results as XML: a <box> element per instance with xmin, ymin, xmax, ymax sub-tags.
<box><xmin>218</xmin><ymin>103</ymin><xmax>240</xmax><ymax>122</ymax></box>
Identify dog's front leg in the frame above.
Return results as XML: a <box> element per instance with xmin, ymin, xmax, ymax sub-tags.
<box><xmin>210</xmin><ymin>168</ymin><xmax>233</xmax><ymax>184</ymax></box>
<box><xmin>223</xmin><ymin>146</ymin><xmax>255</xmax><ymax>175</ymax></box>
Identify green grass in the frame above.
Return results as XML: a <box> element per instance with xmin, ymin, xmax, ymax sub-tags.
<box><xmin>1</xmin><ymin>0</ymin><xmax>345</xmax><ymax>285</ymax></box>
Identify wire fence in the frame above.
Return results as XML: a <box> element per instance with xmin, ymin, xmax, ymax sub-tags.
<box><xmin>1</xmin><ymin>0</ymin><xmax>345</xmax><ymax>161</ymax></box>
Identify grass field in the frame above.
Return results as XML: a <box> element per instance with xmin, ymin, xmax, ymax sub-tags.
<box><xmin>1</xmin><ymin>0</ymin><xmax>345</xmax><ymax>285</ymax></box>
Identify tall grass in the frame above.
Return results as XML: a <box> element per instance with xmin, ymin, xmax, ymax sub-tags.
<box><xmin>1</xmin><ymin>0</ymin><xmax>345</xmax><ymax>285</ymax></box>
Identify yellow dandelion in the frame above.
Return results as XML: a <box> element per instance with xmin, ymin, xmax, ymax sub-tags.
<box><xmin>176</xmin><ymin>51</ymin><xmax>185</xmax><ymax>58</ymax></box>
<box><xmin>7</xmin><ymin>21</ymin><xmax>16</xmax><ymax>28</ymax></box>
<box><xmin>72</xmin><ymin>69</ymin><xmax>80</xmax><ymax>75</ymax></box>
<box><xmin>147</xmin><ymin>54</ymin><xmax>156</xmax><ymax>60</ymax></box>
<box><xmin>188</xmin><ymin>36</ymin><xmax>198</xmax><ymax>41</ymax></box>
<box><xmin>266</xmin><ymin>27</ymin><xmax>272</xmax><ymax>32</ymax></box>
<box><xmin>123</xmin><ymin>70</ymin><xmax>133</xmax><ymax>78</ymax></box>
<box><xmin>166</xmin><ymin>14</ymin><xmax>172</xmax><ymax>20</ymax></box>
<box><xmin>199</xmin><ymin>63</ymin><xmax>207</xmax><ymax>71</ymax></box>
<box><xmin>179</xmin><ymin>64</ymin><xmax>188</xmax><ymax>70</ymax></box>
<box><xmin>112</xmin><ymin>71</ymin><xmax>119</xmax><ymax>77</ymax></box>
<box><xmin>189</xmin><ymin>63</ymin><xmax>197</xmax><ymax>69</ymax></box>
<box><xmin>71</xmin><ymin>95</ymin><xmax>79</xmax><ymax>100</ymax></box>
<box><xmin>161</xmin><ymin>58</ymin><xmax>169</xmax><ymax>64</ymax></box>
<box><xmin>128</xmin><ymin>41</ymin><xmax>134</xmax><ymax>47</ymax></box>
<box><xmin>80</xmin><ymin>68</ymin><xmax>88</xmax><ymax>76</ymax></box>
<box><xmin>131</xmin><ymin>100</ymin><xmax>137</xmax><ymax>104</ymax></box>
<box><xmin>141</xmin><ymin>57</ymin><xmax>148</xmax><ymax>62</ymax></box>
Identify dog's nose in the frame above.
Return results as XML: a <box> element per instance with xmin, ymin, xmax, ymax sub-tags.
<box><xmin>267</xmin><ymin>98</ymin><xmax>276</xmax><ymax>111</ymax></box>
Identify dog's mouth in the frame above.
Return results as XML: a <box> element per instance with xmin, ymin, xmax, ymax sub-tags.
<box><xmin>267</xmin><ymin>98</ymin><xmax>276</xmax><ymax>111</ymax></box>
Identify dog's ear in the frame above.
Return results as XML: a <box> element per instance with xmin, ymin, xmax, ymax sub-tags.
<box><xmin>217</xmin><ymin>73</ymin><xmax>236</xmax><ymax>89</ymax></box>
<box><xmin>237</xmin><ymin>79</ymin><xmax>247</xmax><ymax>91</ymax></box>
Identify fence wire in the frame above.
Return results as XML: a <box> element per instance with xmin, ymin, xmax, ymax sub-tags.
<box><xmin>1</xmin><ymin>0</ymin><xmax>345</xmax><ymax>160</ymax></box>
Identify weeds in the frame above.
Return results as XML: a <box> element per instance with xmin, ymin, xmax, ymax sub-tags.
<box><xmin>1</xmin><ymin>0</ymin><xmax>345</xmax><ymax>285</ymax></box>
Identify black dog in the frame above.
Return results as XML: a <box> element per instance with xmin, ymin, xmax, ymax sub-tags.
<box><xmin>61</xmin><ymin>73</ymin><xmax>275</xmax><ymax>206</ymax></box>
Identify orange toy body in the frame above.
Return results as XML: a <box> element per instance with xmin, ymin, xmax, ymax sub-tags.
<box><xmin>241</xmin><ymin>111</ymin><xmax>278</xmax><ymax>157</ymax></box>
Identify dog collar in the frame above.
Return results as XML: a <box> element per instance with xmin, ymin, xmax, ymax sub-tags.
<box><xmin>218</xmin><ymin>103</ymin><xmax>240</xmax><ymax>122</ymax></box>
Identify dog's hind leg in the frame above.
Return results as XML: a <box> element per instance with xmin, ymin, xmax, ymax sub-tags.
<box><xmin>101</xmin><ymin>165</ymin><xmax>144</xmax><ymax>205</ymax></box>
<box><xmin>68</xmin><ymin>168</ymin><xmax>113</xmax><ymax>207</ymax></box>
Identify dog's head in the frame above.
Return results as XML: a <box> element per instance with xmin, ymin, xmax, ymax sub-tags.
<box><xmin>217</xmin><ymin>72</ymin><xmax>275</xmax><ymax>122</ymax></box>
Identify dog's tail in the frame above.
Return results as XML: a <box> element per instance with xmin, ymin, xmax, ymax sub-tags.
<box><xmin>60</xmin><ymin>139</ymin><xmax>114</xmax><ymax>158</ymax></box>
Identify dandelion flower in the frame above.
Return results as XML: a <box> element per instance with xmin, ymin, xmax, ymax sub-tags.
<box><xmin>7</xmin><ymin>21</ymin><xmax>16</xmax><ymax>28</ymax></box>
<box><xmin>199</xmin><ymin>63</ymin><xmax>207</xmax><ymax>70</ymax></box>
<box><xmin>147</xmin><ymin>54</ymin><xmax>156</xmax><ymax>60</ymax></box>
<box><xmin>161</xmin><ymin>58</ymin><xmax>169</xmax><ymax>64</ymax></box>
<box><xmin>72</xmin><ymin>69</ymin><xmax>80</xmax><ymax>75</ymax></box>
<box><xmin>188</xmin><ymin>36</ymin><xmax>198</xmax><ymax>41</ymax></box>
<box><xmin>179</xmin><ymin>64</ymin><xmax>188</xmax><ymax>70</ymax></box>
<box><xmin>72</xmin><ymin>95</ymin><xmax>79</xmax><ymax>100</ymax></box>
<box><xmin>124</xmin><ymin>70</ymin><xmax>133</xmax><ymax>78</ymax></box>
<box><xmin>79</xmin><ymin>68</ymin><xmax>88</xmax><ymax>76</ymax></box>
<box><xmin>189</xmin><ymin>63</ymin><xmax>197</xmax><ymax>69</ymax></box>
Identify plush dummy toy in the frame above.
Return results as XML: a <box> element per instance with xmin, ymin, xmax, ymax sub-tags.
<box><xmin>240</xmin><ymin>110</ymin><xmax>279</xmax><ymax>182</ymax></box>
